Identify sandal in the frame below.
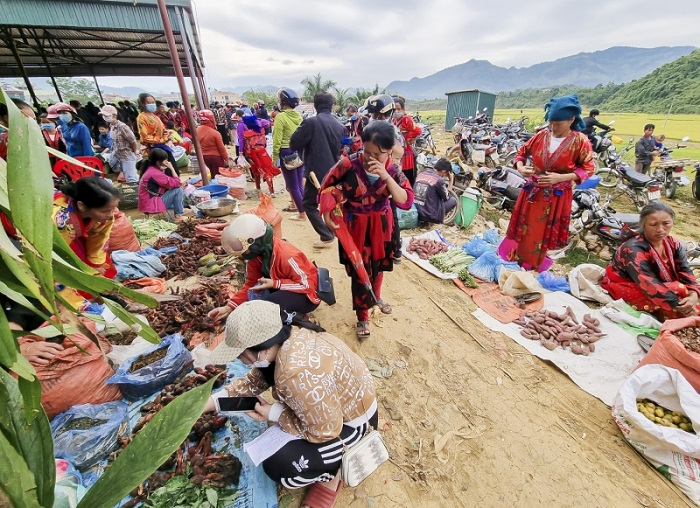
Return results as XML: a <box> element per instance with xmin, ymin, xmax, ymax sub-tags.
<box><xmin>289</xmin><ymin>214</ymin><xmax>307</xmax><ymax>221</ymax></box>
<box><xmin>356</xmin><ymin>321</ymin><xmax>370</xmax><ymax>339</ymax></box>
<box><xmin>376</xmin><ymin>299</ymin><xmax>392</xmax><ymax>315</ymax></box>
<box><xmin>393</xmin><ymin>255</ymin><xmax>402</xmax><ymax>264</ymax></box>
<box><xmin>301</xmin><ymin>480</ymin><xmax>343</xmax><ymax>508</ymax></box>
<box><xmin>282</xmin><ymin>207</ymin><xmax>298</xmax><ymax>212</ymax></box>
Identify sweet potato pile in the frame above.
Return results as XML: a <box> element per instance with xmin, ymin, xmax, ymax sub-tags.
<box><xmin>407</xmin><ymin>238</ymin><xmax>449</xmax><ymax>260</ymax></box>
<box><xmin>513</xmin><ymin>307</ymin><xmax>605</xmax><ymax>356</ymax></box>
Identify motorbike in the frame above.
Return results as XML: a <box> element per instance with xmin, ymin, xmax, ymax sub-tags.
<box><xmin>693</xmin><ymin>162</ymin><xmax>700</xmax><ymax>201</ymax></box>
<box><xmin>414</xmin><ymin>122</ymin><xmax>437</xmax><ymax>155</ymax></box>
<box><xmin>588</xmin><ymin>120</ymin><xmax>616</xmax><ymax>168</ymax></box>
<box><xmin>649</xmin><ymin>136</ymin><xmax>690</xmax><ymax>199</ymax></box>
<box><xmin>551</xmin><ymin>178</ymin><xmax>640</xmax><ymax>256</ymax></box>
<box><xmin>474</xmin><ymin>166</ymin><xmax>525</xmax><ymax>211</ymax></box>
<box><xmin>594</xmin><ymin>141</ymin><xmax>663</xmax><ymax>211</ymax></box>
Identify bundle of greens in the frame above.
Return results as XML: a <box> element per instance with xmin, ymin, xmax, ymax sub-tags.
<box><xmin>429</xmin><ymin>248</ymin><xmax>474</xmax><ymax>274</ymax></box>
<box><xmin>458</xmin><ymin>268</ymin><xmax>478</xmax><ymax>288</ymax></box>
<box><xmin>132</xmin><ymin>219</ymin><xmax>178</xmax><ymax>243</ymax></box>
<box><xmin>142</xmin><ymin>475</ymin><xmax>237</xmax><ymax>508</ymax></box>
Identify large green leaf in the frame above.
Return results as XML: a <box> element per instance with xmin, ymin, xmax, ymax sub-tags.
<box><xmin>0</xmin><ymin>304</ymin><xmax>36</xmax><ymax>381</ymax></box>
<box><xmin>102</xmin><ymin>298</ymin><xmax>160</xmax><ymax>344</ymax></box>
<box><xmin>0</xmin><ymin>279</ymin><xmax>50</xmax><ymax>324</ymax></box>
<box><xmin>0</xmin><ymin>368</ymin><xmax>54</xmax><ymax>508</ymax></box>
<box><xmin>3</xmin><ymin>91</ymin><xmax>55</xmax><ymax>290</ymax></box>
<box><xmin>0</xmin><ymin>151</ymin><xmax>9</xmax><ymax>210</ymax></box>
<box><xmin>76</xmin><ymin>377</ymin><xmax>217</xmax><ymax>508</ymax></box>
<box><xmin>0</xmin><ymin>242</ymin><xmax>53</xmax><ymax>313</ymax></box>
<box><xmin>51</xmin><ymin>251</ymin><xmax>158</xmax><ymax>307</ymax></box>
<box><xmin>0</xmin><ymin>431</ymin><xmax>41</xmax><ymax>508</ymax></box>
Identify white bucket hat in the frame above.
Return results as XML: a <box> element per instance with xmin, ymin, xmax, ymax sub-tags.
<box><xmin>210</xmin><ymin>300</ymin><xmax>283</xmax><ymax>365</ymax></box>
<box><xmin>221</xmin><ymin>214</ymin><xmax>267</xmax><ymax>254</ymax></box>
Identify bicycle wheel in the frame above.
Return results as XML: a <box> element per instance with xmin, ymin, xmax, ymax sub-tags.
<box><xmin>596</xmin><ymin>168</ymin><xmax>619</xmax><ymax>188</ymax></box>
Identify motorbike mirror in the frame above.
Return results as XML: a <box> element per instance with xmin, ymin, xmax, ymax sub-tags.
<box><xmin>506</xmin><ymin>117</ymin><xmax>511</xmax><ymax>123</ymax></box>
<box><xmin>629</xmin><ymin>136</ymin><xmax>634</xmax><ymax>142</ymax></box>
<box><xmin>682</xmin><ymin>136</ymin><xmax>690</xmax><ymax>142</ymax></box>
<box><xmin>608</xmin><ymin>120</ymin><xmax>615</xmax><ymax>126</ymax></box>
<box><xmin>483</xmin><ymin>107</ymin><xmax>488</xmax><ymax>112</ymax></box>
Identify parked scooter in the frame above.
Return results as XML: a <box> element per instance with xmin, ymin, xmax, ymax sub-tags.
<box><xmin>649</xmin><ymin>136</ymin><xmax>691</xmax><ymax>198</ymax></box>
<box><xmin>474</xmin><ymin>166</ymin><xmax>526</xmax><ymax>211</ymax></box>
<box><xmin>693</xmin><ymin>162</ymin><xmax>700</xmax><ymax>201</ymax></box>
<box><xmin>594</xmin><ymin>141</ymin><xmax>663</xmax><ymax>211</ymax></box>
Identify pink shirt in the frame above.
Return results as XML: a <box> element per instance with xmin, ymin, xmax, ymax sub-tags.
<box><xmin>137</xmin><ymin>166</ymin><xmax>181</xmax><ymax>214</ymax></box>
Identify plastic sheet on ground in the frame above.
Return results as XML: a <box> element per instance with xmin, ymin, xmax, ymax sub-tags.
<box><xmin>472</xmin><ymin>291</ymin><xmax>644</xmax><ymax>406</ymax></box>
<box><xmin>400</xmin><ymin>230</ymin><xmax>456</xmax><ymax>279</ymax></box>
<box><xmin>90</xmin><ymin>361</ymin><xmax>278</xmax><ymax>507</ymax></box>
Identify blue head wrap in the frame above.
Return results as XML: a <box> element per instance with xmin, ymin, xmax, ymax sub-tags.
<box><xmin>544</xmin><ymin>94</ymin><xmax>585</xmax><ymax>132</ymax></box>
<box><xmin>242</xmin><ymin>115</ymin><xmax>262</xmax><ymax>132</ymax></box>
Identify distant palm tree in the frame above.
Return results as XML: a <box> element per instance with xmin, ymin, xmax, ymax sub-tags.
<box><xmin>333</xmin><ymin>87</ymin><xmax>352</xmax><ymax>113</ymax></box>
<box><xmin>349</xmin><ymin>84</ymin><xmax>385</xmax><ymax>108</ymax></box>
<box><xmin>300</xmin><ymin>73</ymin><xmax>337</xmax><ymax>102</ymax></box>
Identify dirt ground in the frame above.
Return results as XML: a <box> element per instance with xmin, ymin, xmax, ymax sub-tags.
<box><xmin>209</xmin><ymin>177</ymin><xmax>692</xmax><ymax>508</ymax></box>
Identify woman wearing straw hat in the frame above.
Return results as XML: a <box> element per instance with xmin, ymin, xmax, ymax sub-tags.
<box><xmin>208</xmin><ymin>300</ymin><xmax>378</xmax><ymax>508</ymax></box>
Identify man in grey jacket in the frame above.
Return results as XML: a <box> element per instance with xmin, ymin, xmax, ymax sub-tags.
<box><xmin>635</xmin><ymin>123</ymin><xmax>659</xmax><ymax>174</ymax></box>
<box><xmin>290</xmin><ymin>92</ymin><xmax>345</xmax><ymax>247</ymax></box>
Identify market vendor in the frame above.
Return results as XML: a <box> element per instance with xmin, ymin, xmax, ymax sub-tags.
<box><xmin>208</xmin><ymin>300</ymin><xmax>377</xmax><ymax>507</ymax></box>
<box><xmin>208</xmin><ymin>215</ymin><xmax>320</xmax><ymax>325</ymax></box>
<box><xmin>137</xmin><ymin>148</ymin><xmax>186</xmax><ymax>221</ymax></box>
<box><xmin>601</xmin><ymin>202</ymin><xmax>700</xmax><ymax>320</ymax></box>
<box><xmin>55</xmin><ymin>177</ymin><xmax>119</xmax><ymax>280</ymax></box>
<box><xmin>413</xmin><ymin>157</ymin><xmax>457</xmax><ymax>224</ymax></box>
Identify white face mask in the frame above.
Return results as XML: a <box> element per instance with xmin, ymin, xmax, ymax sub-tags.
<box><xmin>102</xmin><ymin>115</ymin><xmax>113</xmax><ymax>123</ymax></box>
<box><xmin>252</xmin><ymin>360</ymin><xmax>271</xmax><ymax>368</ymax></box>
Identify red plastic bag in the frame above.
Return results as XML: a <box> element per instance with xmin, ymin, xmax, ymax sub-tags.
<box><xmin>108</xmin><ymin>211</ymin><xmax>141</xmax><ymax>253</ymax></box>
<box><xmin>21</xmin><ymin>320</ymin><xmax>122</xmax><ymax>419</ymax></box>
<box><xmin>637</xmin><ymin>316</ymin><xmax>700</xmax><ymax>392</ymax></box>
<box><xmin>246</xmin><ymin>193</ymin><xmax>282</xmax><ymax>238</ymax></box>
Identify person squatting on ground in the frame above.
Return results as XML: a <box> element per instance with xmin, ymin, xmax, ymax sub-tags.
<box><xmin>242</xmin><ymin>115</ymin><xmax>278</xmax><ymax>196</ymax></box>
<box><xmin>501</xmin><ymin>94</ymin><xmax>594</xmax><ymax>272</ymax></box>
<box><xmin>208</xmin><ymin>300</ymin><xmax>378</xmax><ymax>508</ymax></box>
<box><xmin>413</xmin><ymin>157</ymin><xmax>457</xmax><ymax>224</ymax></box>
<box><xmin>602</xmin><ymin>201</ymin><xmax>700</xmax><ymax>321</ymax></box>
<box><xmin>319</xmin><ymin>121</ymin><xmax>414</xmax><ymax>339</ymax></box>
<box><xmin>196</xmin><ymin>109</ymin><xmax>230</xmax><ymax>179</ymax></box>
<box><xmin>137</xmin><ymin>148</ymin><xmax>185</xmax><ymax>221</ymax></box>
<box><xmin>208</xmin><ymin>214</ymin><xmax>320</xmax><ymax>326</ymax></box>
<box><xmin>273</xmin><ymin>88</ymin><xmax>304</xmax><ymax>214</ymax></box>
<box><xmin>290</xmin><ymin>91</ymin><xmax>345</xmax><ymax>247</ymax></box>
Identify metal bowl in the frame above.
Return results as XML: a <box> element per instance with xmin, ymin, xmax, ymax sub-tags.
<box><xmin>196</xmin><ymin>198</ymin><xmax>237</xmax><ymax>217</ymax></box>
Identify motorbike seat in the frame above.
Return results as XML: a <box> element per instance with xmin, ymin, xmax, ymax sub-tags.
<box><xmin>473</xmin><ymin>144</ymin><xmax>492</xmax><ymax>151</ymax></box>
<box><xmin>612</xmin><ymin>213</ymin><xmax>639</xmax><ymax>228</ymax></box>
<box><xmin>621</xmin><ymin>167</ymin><xmax>654</xmax><ymax>186</ymax></box>
<box><xmin>520</xmin><ymin>132</ymin><xmax>534</xmax><ymax>141</ymax></box>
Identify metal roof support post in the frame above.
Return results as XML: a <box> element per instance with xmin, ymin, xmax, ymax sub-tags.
<box><xmin>195</xmin><ymin>63</ymin><xmax>209</xmax><ymax>106</ymax></box>
<box><xmin>32</xmin><ymin>30</ymin><xmax>63</xmax><ymax>102</ymax></box>
<box><xmin>4</xmin><ymin>31</ymin><xmax>41</xmax><ymax>110</ymax></box>
<box><xmin>93</xmin><ymin>74</ymin><xmax>105</xmax><ymax>105</ymax></box>
<box><xmin>175</xmin><ymin>7</ymin><xmax>203</xmax><ymax>111</ymax></box>
<box><xmin>156</xmin><ymin>0</ymin><xmax>209</xmax><ymax>185</ymax></box>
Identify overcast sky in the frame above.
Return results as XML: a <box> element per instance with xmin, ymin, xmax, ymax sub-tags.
<box><xmin>99</xmin><ymin>0</ymin><xmax>696</xmax><ymax>93</ymax></box>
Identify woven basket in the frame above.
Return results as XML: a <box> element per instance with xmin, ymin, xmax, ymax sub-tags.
<box><xmin>117</xmin><ymin>182</ymin><xmax>139</xmax><ymax>210</ymax></box>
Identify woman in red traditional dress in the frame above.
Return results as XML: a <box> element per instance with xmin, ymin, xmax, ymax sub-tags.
<box><xmin>602</xmin><ymin>202</ymin><xmax>700</xmax><ymax>320</ymax></box>
<box><xmin>242</xmin><ymin>115</ymin><xmax>279</xmax><ymax>196</ymax></box>
<box><xmin>392</xmin><ymin>96</ymin><xmax>422</xmax><ymax>186</ymax></box>
<box><xmin>501</xmin><ymin>94</ymin><xmax>594</xmax><ymax>271</ymax></box>
<box><xmin>319</xmin><ymin>121</ymin><xmax>414</xmax><ymax>339</ymax></box>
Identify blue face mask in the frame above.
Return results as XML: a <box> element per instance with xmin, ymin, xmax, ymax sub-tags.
<box><xmin>350</xmin><ymin>114</ymin><xmax>357</xmax><ymax>121</ymax></box>
<box><xmin>58</xmin><ymin>113</ymin><xmax>72</xmax><ymax>124</ymax></box>
<box><xmin>365</xmin><ymin>172</ymin><xmax>380</xmax><ymax>183</ymax></box>
<box><xmin>145</xmin><ymin>103</ymin><xmax>157</xmax><ymax>113</ymax></box>
<box><xmin>41</xmin><ymin>123</ymin><xmax>55</xmax><ymax>131</ymax></box>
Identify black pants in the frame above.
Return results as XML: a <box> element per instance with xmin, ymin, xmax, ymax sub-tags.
<box><xmin>263</xmin><ymin>290</ymin><xmax>319</xmax><ymax>324</ymax></box>
<box><xmin>390</xmin><ymin>201</ymin><xmax>401</xmax><ymax>258</ymax></box>
<box><xmin>262</xmin><ymin>411</ymin><xmax>378</xmax><ymax>489</ymax></box>
<box><xmin>216</xmin><ymin>124</ymin><xmax>230</xmax><ymax>145</ymax></box>
<box><xmin>302</xmin><ymin>176</ymin><xmax>334</xmax><ymax>242</ymax></box>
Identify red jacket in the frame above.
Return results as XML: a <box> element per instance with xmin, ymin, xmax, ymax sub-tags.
<box><xmin>393</xmin><ymin>115</ymin><xmax>422</xmax><ymax>144</ymax></box>
<box><xmin>227</xmin><ymin>237</ymin><xmax>320</xmax><ymax>309</ymax></box>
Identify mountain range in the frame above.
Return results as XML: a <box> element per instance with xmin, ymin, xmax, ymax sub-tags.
<box><xmin>386</xmin><ymin>46</ymin><xmax>696</xmax><ymax>100</ymax></box>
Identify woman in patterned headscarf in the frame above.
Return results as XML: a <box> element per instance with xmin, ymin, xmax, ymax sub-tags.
<box><xmin>499</xmin><ymin>94</ymin><xmax>595</xmax><ymax>272</ymax></box>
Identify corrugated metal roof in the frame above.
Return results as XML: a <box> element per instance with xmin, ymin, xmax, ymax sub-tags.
<box><xmin>0</xmin><ymin>0</ymin><xmax>204</xmax><ymax>78</ymax></box>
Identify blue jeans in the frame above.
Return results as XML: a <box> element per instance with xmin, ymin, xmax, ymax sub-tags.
<box><xmin>161</xmin><ymin>187</ymin><xmax>184</xmax><ymax>216</ymax></box>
